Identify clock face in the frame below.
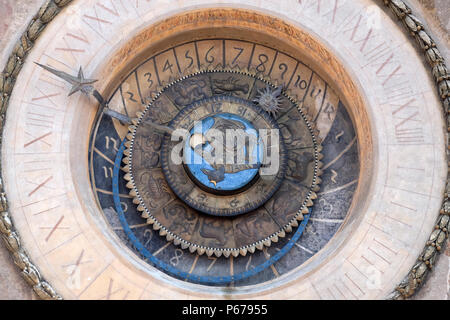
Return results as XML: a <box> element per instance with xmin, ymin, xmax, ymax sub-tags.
<box><xmin>88</xmin><ymin>48</ymin><xmax>349</xmax><ymax>284</ymax></box>
<box><xmin>0</xmin><ymin>0</ymin><xmax>447</xmax><ymax>300</ymax></box>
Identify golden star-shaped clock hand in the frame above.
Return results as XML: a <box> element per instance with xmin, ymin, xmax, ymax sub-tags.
<box><xmin>35</xmin><ymin>63</ymin><xmax>174</xmax><ymax>134</ymax></box>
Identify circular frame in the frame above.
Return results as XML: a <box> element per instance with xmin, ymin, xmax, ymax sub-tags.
<box><xmin>0</xmin><ymin>0</ymin><xmax>447</xmax><ymax>300</ymax></box>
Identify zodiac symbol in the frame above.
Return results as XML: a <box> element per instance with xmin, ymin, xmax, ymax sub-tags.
<box><xmin>197</xmin><ymin>193</ymin><xmax>207</xmax><ymax>203</ymax></box>
<box><xmin>134</xmin><ymin>133</ymin><xmax>162</xmax><ymax>167</ymax></box>
<box><xmin>164</xmin><ymin>204</ymin><xmax>195</xmax><ymax>220</ymax></box>
<box><xmin>269</xmin><ymin>189</ymin><xmax>297</xmax><ymax>217</ymax></box>
<box><xmin>230</xmin><ymin>198</ymin><xmax>239</xmax><ymax>208</ymax></box>
<box><xmin>236</xmin><ymin>214</ymin><xmax>268</xmax><ymax>239</ymax></box>
<box><xmin>279</xmin><ymin>112</ymin><xmax>306</xmax><ymax>148</ymax></box>
<box><xmin>286</xmin><ymin>152</ymin><xmax>314</xmax><ymax>181</ymax></box>
<box><xmin>139</xmin><ymin>173</ymin><xmax>170</xmax><ymax>207</ymax></box>
<box><xmin>255</xmin><ymin>183</ymin><xmax>267</xmax><ymax>194</ymax></box>
<box><xmin>172</xmin><ymin>79</ymin><xmax>208</xmax><ymax>106</ymax></box>
<box><xmin>164</xmin><ymin>204</ymin><xmax>196</xmax><ymax>235</ymax></box>
<box><xmin>199</xmin><ymin>219</ymin><xmax>229</xmax><ymax>246</ymax></box>
<box><xmin>147</xmin><ymin>100</ymin><xmax>173</xmax><ymax>124</ymax></box>
<box><xmin>212</xmin><ymin>76</ymin><xmax>249</xmax><ymax>95</ymax></box>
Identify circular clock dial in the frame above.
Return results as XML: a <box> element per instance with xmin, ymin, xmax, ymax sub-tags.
<box><xmin>123</xmin><ymin>69</ymin><xmax>322</xmax><ymax>257</ymax></box>
<box><xmin>89</xmin><ymin>39</ymin><xmax>353</xmax><ymax>285</ymax></box>
<box><xmin>1</xmin><ymin>0</ymin><xmax>446</xmax><ymax>300</ymax></box>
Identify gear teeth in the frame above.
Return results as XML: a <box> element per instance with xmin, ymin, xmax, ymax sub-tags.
<box><xmin>317</xmin><ymin>137</ymin><xmax>323</xmax><ymax>145</ymax></box>
<box><xmin>191</xmin><ymin>65</ymin><xmax>201</xmax><ymax>74</ymax></box>
<box><xmin>189</xmin><ymin>245</ymin><xmax>197</xmax><ymax>254</ymax></box>
<box><xmin>149</xmin><ymin>91</ymin><xmax>159</xmax><ymax>100</ymax></box>
<box><xmin>301</xmin><ymin>206</ymin><xmax>309</xmax><ymax>214</ymax></box>
<box><xmin>306</xmin><ymin>198</ymin><xmax>314</xmax><ymax>207</ymax></box>
<box><xmin>126</xmin><ymin>133</ymin><xmax>133</xmax><ymax>140</ymax></box>
<box><xmin>291</xmin><ymin>219</ymin><xmax>299</xmax><ymax>227</ymax></box>
<box><xmin>310</xmin><ymin>192</ymin><xmax>317</xmax><ymax>200</ymax></box>
<box><xmin>255</xmin><ymin>243</ymin><xmax>264</xmax><ymax>251</ymax></box>
<box><xmin>270</xmin><ymin>235</ymin><xmax>278</xmax><ymax>244</ymax></box>
<box><xmin>126</xmin><ymin>181</ymin><xmax>134</xmax><ymax>189</ymax></box>
<box><xmin>160</xmin><ymin>79</ymin><xmax>171</xmax><ymax>87</ymax></box>
<box><xmin>121</xmin><ymin>166</ymin><xmax>129</xmax><ymax>173</ymax></box>
<box><xmin>248</xmin><ymin>246</ymin><xmax>256</xmax><ymax>254</ymax></box>
<box><xmin>230</xmin><ymin>64</ymin><xmax>242</xmax><ymax>72</ymax></box>
<box><xmin>222</xmin><ymin>251</ymin><xmax>231</xmax><ymax>258</ymax></box>
<box><xmin>129</xmin><ymin>189</ymin><xmax>137</xmax><ymax>197</ymax></box>
<box><xmin>181</xmin><ymin>241</ymin><xmax>189</xmax><ymax>250</ymax></box>
<box><xmin>313</xmin><ymin>128</ymin><xmax>321</xmax><ymax>139</ymax></box>
<box><xmin>293</xmin><ymin>93</ymin><xmax>302</xmax><ymax>104</ymax></box>
<box><xmin>264</xmin><ymin>238</ymin><xmax>272</xmax><ymax>246</ymax></box>
<box><xmin>284</xmin><ymin>225</ymin><xmax>293</xmax><ymax>233</ymax></box>
<box><xmin>131</xmin><ymin>118</ymin><xmax>140</xmax><ymax>126</ymax></box>
<box><xmin>241</xmin><ymin>66</ymin><xmax>251</xmax><ymax>74</ymax></box>
<box><xmin>312</xmin><ymin>185</ymin><xmax>321</xmax><ymax>192</ymax></box>
<box><xmin>166</xmin><ymin>233</ymin><xmax>174</xmax><ymax>242</ymax></box>
<box><xmin>124</xmin><ymin>141</ymin><xmax>132</xmax><ymax>149</ymax></box>
<box><xmin>124</xmin><ymin>173</ymin><xmax>132</xmax><ymax>181</ymax></box>
<box><xmin>159</xmin><ymin>229</ymin><xmax>167</xmax><ymax>237</ymax></box>
<box><xmin>278</xmin><ymin>230</ymin><xmax>286</xmax><ymax>238</ymax></box>
<box><xmin>132</xmin><ymin>198</ymin><xmax>140</xmax><ymax>205</ymax></box>
<box><xmin>153</xmin><ymin>222</ymin><xmax>162</xmax><ymax>231</ymax></box>
<box><xmin>285</xmin><ymin>88</ymin><xmax>295</xmax><ymax>98</ymax></box>
<box><xmin>239</xmin><ymin>248</ymin><xmax>247</xmax><ymax>256</ymax></box>
<box><xmin>199</xmin><ymin>64</ymin><xmax>216</xmax><ymax>72</ymax></box>
<box><xmin>296</xmin><ymin>213</ymin><xmax>305</xmax><ymax>221</ymax></box>
<box><xmin>155</xmin><ymin>84</ymin><xmax>164</xmax><ymax>94</ymax></box>
<box><xmin>137</xmin><ymin>204</ymin><xmax>145</xmax><ymax>212</ymax></box>
<box><xmin>147</xmin><ymin>217</ymin><xmax>155</xmax><ymax>224</ymax></box>
<box><xmin>173</xmin><ymin>238</ymin><xmax>181</xmax><ymax>246</ymax></box>
<box><xmin>136</xmin><ymin>111</ymin><xmax>144</xmax><ymax>118</ymax></box>
<box><xmin>248</xmin><ymin>66</ymin><xmax>257</xmax><ymax>75</ymax></box>
<box><xmin>197</xmin><ymin>247</ymin><xmax>206</xmax><ymax>256</ymax></box>
<box><xmin>214</xmin><ymin>63</ymin><xmax>225</xmax><ymax>70</ymax></box>
<box><xmin>198</xmin><ymin>64</ymin><xmax>207</xmax><ymax>73</ymax></box>
<box><xmin>141</xmin><ymin>211</ymin><xmax>149</xmax><ymax>219</ymax></box>
<box><xmin>206</xmin><ymin>249</ymin><xmax>214</xmax><ymax>257</ymax></box>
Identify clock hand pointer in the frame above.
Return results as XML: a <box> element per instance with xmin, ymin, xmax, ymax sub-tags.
<box><xmin>34</xmin><ymin>63</ymin><xmax>174</xmax><ymax>134</ymax></box>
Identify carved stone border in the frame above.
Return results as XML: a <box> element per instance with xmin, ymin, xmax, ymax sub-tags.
<box><xmin>0</xmin><ymin>0</ymin><xmax>447</xmax><ymax>300</ymax></box>
<box><xmin>379</xmin><ymin>0</ymin><xmax>449</xmax><ymax>300</ymax></box>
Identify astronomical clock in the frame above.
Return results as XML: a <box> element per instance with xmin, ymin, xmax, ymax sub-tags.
<box><xmin>0</xmin><ymin>0</ymin><xmax>448</xmax><ymax>300</ymax></box>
